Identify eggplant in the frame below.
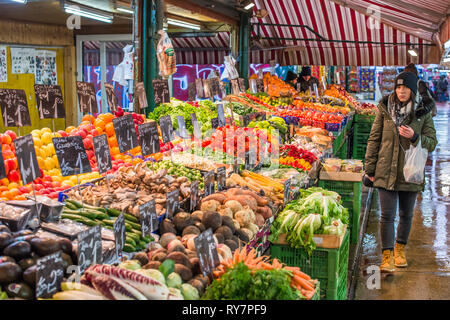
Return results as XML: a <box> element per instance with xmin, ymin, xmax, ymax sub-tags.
<box><xmin>3</xmin><ymin>241</ymin><xmax>31</xmax><ymax>260</ymax></box>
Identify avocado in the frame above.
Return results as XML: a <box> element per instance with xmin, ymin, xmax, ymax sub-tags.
<box><xmin>18</xmin><ymin>257</ymin><xmax>36</xmax><ymax>270</ymax></box>
<box><xmin>3</xmin><ymin>241</ymin><xmax>32</xmax><ymax>260</ymax></box>
<box><xmin>30</xmin><ymin>238</ymin><xmax>60</xmax><ymax>257</ymax></box>
<box><xmin>58</xmin><ymin>238</ymin><xmax>73</xmax><ymax>255</ymax></box>
<box><xmin>5</xmin><ymin>283</ymin><xmax>34</xmax><ymax>300</ymax></box>
<box><xmin>0</xmin><ymin>262</ymin><xmax>22</xmax><ymax>284</ymax></box>
<box><xmin>23</xmin><ymin>265</ymin><xmax>36</xmax><ymax>287</ymax></box>
<box><xmin>0</xmin><ymin>232</ymin><xmax>14</xmax><ymax>251</ymax></box>
<box><xmin>12</xmin><ymin>230</ymin><xmax>34</xmax><ymax>238</ymax></box>
<box><xmin>0</xmin><ymin>225</ymin><xmax>11</xmax><ymax>234</ymax></box>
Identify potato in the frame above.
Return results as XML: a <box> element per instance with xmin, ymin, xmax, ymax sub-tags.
<box><xmin>174</xmin><ymin>264</ymin><xmax>193</xmax><ymax>282</ymax></box>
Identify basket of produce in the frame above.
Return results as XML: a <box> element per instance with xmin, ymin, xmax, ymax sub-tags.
<box><xmin>0</xmin><ymin>203</ymin><xmax>32</xmax><ymax>232</ymax></box>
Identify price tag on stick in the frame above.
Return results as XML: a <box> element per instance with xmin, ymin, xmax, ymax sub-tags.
<box><xmin>152</xmin><ymin>79</ymin><xmax>170</xmax><ymax>104</ymax></box>
<box><xmin>256</xmin><ymin>79</ymin><xmax>264</xmax><ymax>93</ymax></box>
<box><xmin>77</xmin><ymin>225</ymin><xmax>102</xmax><ymax>273</ymax></box>
<box><xmin>166</xmin><ymin>189</ymin><xmax>179</xmax><ymax>219</ymax></box>
<box><xmin>191</xmin><ymin>113</ymin><xmax>201</xmax><ymax>140</ymax></box>
<box><xmin>36</xmin><ymin>251</ymin><xmax>64</xmax><ymax>299</ymax></box>
<box><xmin>113</xmin><ymin>213</ymin><xmax>126</xmax><ymax>259</ymax></box>
<box><xmin>76</xmin><ymin>82</ymin><xmax>97</xmax><ymax>114</ymax></box>
<box><xmin>217</xmin><ymin>103</ymin><xmax>226</xmax><ymax>128</ymax></box>
<box><xmin>0</xmin><ymin>89</ymin><xmax>31</xmax><ymax>127</ymax></box>
<box><xmin>203</xmin><ymin>170</ymin><xmax>215</xmax><ymax>196</ymax></box>
<box><xmin>216</xmin><ymin>167</ymin><xmax>226</xmax><ymax>191</ymax></box>
<box><xmin>177</xmin><ymin>116</ymin><xmax>188</xmax><ymax>139</ymax></box>
<box><xmin>211</xmin><ymin>118</ymin><xmax>219</xmax><ymax>131</ymax></box>
<box><xmin>190</xmin><ymin>181</ymin><xmax>199</xmax><ymax>212</ymax></box>
<box><xmin>140</xmin><ymin>200</ymin><xmax>157</xmax><ymax>237</ymax></box>
<box><xmin>136</xmin><ymin>82</ymin><xmax>148</xmax><ymax>110</ymax></box>
<box><xmin>238</xmin><ymin>78</ymin><xmax>246</xmax><ymax>93</ymax></box>
<box><xmin>194</xmin><ymin>229</ymin><xmax>220</xmax><ymax>277</ymax></box>
<box><xmin>284</xmin><ymin>179</ymin><xmax>292</xmax><ymax>206</ymax></box>
<box><xmin>53</xmin><ymin>136</ymin><xmax>92</xmax><ymax>177</ymax></box>
<box><xmin>195</xmin><ymin>79</ymin><xmax>204</xmax><ymax>99</ymax></box>
<box><xmin>188</xmin><ymin>82</ymin><xmax>196</xmax><ymax>101</ymax></box>
<box><xmin>113</xmin><ymin>114</ymin><xmax>139</xmax><ymax>153</ymax></box>
<box><xmin>34</xmin><ymin>85</ymin><xmax>65</xmax><ymax>119</ymax></box>
<box><xmin>14</xmin><ymin>135</ymin><xmax>40</xmax><ymax>185</ymax></box>
<box><xmin>138</xmin><ymin>122</ymin><xmax>161</xmax><ymax>156</ymax></box>
<box><xmin>93</xmin><ymin>134</ymin><xmax>112</xmax><ymax>175</ymax></box>
<box><xmin>159</xmin><ymin>115</ymin><xmax>174</xmax><ymax>144</ymax></box>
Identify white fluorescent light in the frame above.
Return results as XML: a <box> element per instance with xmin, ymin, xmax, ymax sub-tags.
<box><xmin>116</xmin><ymin>7</ymin><xmax>134</xmax><ymax>14</ymax></box>
<box><xmin>12</xmin><ymin>0</ymin><xmax>27</xmax><ymax>3</ymax></box>
<box><xmin>408</xmin><ymin>48</ymin><xmax>418</xmax><ymax>57</ymax></box>
<box><xmin>444</xmin><ymin>57</ymin><xmax>450</xmax><ymax>63</ymax></box>
<box><xmin>64</xmin><ymin>4</ymin><xmax>113</xmax><ymax>23</ymax></box>
<box><xmin>437</xmin><ymin>69</ymin><xmax>450</xmax><ymax>73</ymax></box>
<box><xmin>167</xmin><ymin>18</ymin><xmax>201</xmax><ymax>30</ymax></box>
<box><xmin>244</xmin><ymin>3</ymin><xmax>255</xmax><ymax>10</ymax></box>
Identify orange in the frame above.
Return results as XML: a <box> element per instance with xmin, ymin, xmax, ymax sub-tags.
<box><xmin>66</xmin><ymin>126</ymin><xmax>76</xmax><ymax>134</ymax></box>
<box><xmin>2</xmin><ymin>134</ymin><xmax>12</xmax><ymax>145</ymax></box>
<box><xmin>132</xmin><ymin>158</ymin><xmax>143</xmax><ymax>165</ymax></box>
<box><xmin>94</xmin><ymin>119</ymin><xmax>106</xmax><ymax>130</ymax></box>
<box><xmin>105</xmin><ymin>123</ymin><xmax>115</xmax><ymax>137</ymax></box>
<box><xmin>0</xmin><ymin>178</ymin><xmax>9</xmax><ymax>186</ymax></box>
<box><xmin>80</xmin><ymin>121</ymin><xmax>92</xmax><ymax>127</ymax></box>
<box><xmin>111</xmin><ymin>147</ymin><xmax>120</xmax><ymax>156</ymax></box>
<box><xmin>108</xmin><ymin>136</ymin><xmax>118</xmax><ymax>148</ymax></box>
<box><xmin>95</xmin><ymin>127</ymin><xmax>104</xmax><ymax>135</ymax></box>
<box><xmin>0</xmin><ymin>197</ymin><xmax>8</xmax><ymax>201</ymax></box>
<box><xmin>82</xmin><ymin>114</ymin><xmax>95</xmax><ymax>124</ymax></box>
<box><xmin>9</xmin><ymin>188</ymin><xmax>20</xmax><ymax>198</ymax></box>
<box><xmin>2</xmin><ymin>144</ymin><xmax>11</xmax><ymax>152</ymax></box>
<box><xmin>102</xmin><ymin>113</ymin><xmax>115</xmax><ymax>123</ymax></box>
<box><xmin>0</xmin><ymin>186</ymin><xmax>8</xmax><ymax>192</ymax></box>
<box><xmin>2</xmin><ymin>190</ymin><xmax>12</xmax><ymax>200</ymax></box>
<box><xmin>3</xmin><ymin>150</ymin><xmax>14</xmax><ymax>159</ymax></box>
<box><xmin>14</xmin><ymin>195</ymin><xmax>27</xmax><ymax>201</ymax></box>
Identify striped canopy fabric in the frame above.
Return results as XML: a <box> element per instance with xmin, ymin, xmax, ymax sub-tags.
<box><xmin>249</xmin><ymin>0</ymin><xmax>447</xmax><ymax>66</ymax></box>
<box><xmin>171</xmin><ymin>32</ymin><xmax>231</xmax><ymax>65</ymax></box>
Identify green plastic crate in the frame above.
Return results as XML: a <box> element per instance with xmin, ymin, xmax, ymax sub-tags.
<box><xmin>352</xmin><ymin>144</ymin><xmax>367</xmax><ymax>161</ymax></box>
<box><xmin>311</xmin><ymin>281</ymin><xmax>321</xmax><ymax>300</ymax></box>
<box><xmin>342</xmin><ymin>200</ymin><xmax>361</xmax><ymax>244</ymax></box>
<box><xmin>270</xmin><ymin>231</ymin><xmax>349</xmax><ymax>300</ymax></box>
<box><xmin>354</xmin><ymin>114</ymin><xmax>376</xmax><ymax>123</ymax></box>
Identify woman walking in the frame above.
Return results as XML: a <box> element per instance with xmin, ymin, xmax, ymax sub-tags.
<box><xmin>364</xmin><ymin>72</ymin><xmax>437</xmax><ymax>273</ymax></box>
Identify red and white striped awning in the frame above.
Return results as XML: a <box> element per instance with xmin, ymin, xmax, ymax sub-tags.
<box><xmin>171</xmin><ymin>32</ymin><xmax>231</xmax><ymax>65</ymax></box>
<box><xmin>250</xmin><ymin>0</ymin><xmax>443</xmax><ymax>66</ymax></box>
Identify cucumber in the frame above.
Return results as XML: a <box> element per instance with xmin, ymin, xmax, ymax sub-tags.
<box><xmin>123</xmin><ymin>244</ymin><xmax>136</xmax><ymax>253</ymax></box>
<box><xmin>107</xmin><ymin>208</ymin><xmax>122</xmax><ymax>217</ymax></box>
<box><xmin>139</xmin><ymin>241</ymin><xmax>147</xmax><ymax>248</ymax></box>
<box><xmin>130</xmin><ymin>229</ymin><xmax>142</xmax><ymax>237</ymax></box>
<box><xmin>124</xmin><ymin>223</ymin><xmax>132</xmax><ymax>233</ymax></box>
<box><xmin>125</xmin><ymin>237</ymin><xmax>136</xmax><ymax>247</ymax></box>
<box><xmin>102</xmin><ymin>219</ymin><xmax>115</xmax><ymax>227</ymax></box>
<box><xmin>126</xmin><ymin>232</ymin><xmax>140</xmax><ymax>243</ymax></box>
<box><xmin>61</xmin><ymin>213</ymin><xmax>83</xmax><ymax>221</ymax></box>
<box><xmin>127</xmin><ymin>220</ymin><xmax>142</xmax><ymax>231</ymax></box>
<box><xmin>74</xmin><ymin>211</ymin><xmax>98</xmax><ymax>220</ymax></box>
<box><xmin>92</xmin><ymin>212</ymin><xmax>110</xmax><ymax>220</ymax></box>
<box><xmin>124</xmin><ymin>214</ymin><xmax>139</xmax><ymax>224</ymax></box>
<box><xmin>64</xmin><ymin>201</ymin><xmax>78</xmax><ymax>210</ymax></box>
<box><xmin>142</xmin><ymin>236</ymin><xmax>152</xmax><ymax>243</ymax></box>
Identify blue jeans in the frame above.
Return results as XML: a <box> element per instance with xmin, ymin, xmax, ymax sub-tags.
<box><xmin>378</xmin><ymin>189</ymin><xmax>418</xmax><ymax>251</ymax></box>
<box><xmin>437</xmin><ymin>92</ymin><xmax>447</xmax><ymax>102</ymax></box>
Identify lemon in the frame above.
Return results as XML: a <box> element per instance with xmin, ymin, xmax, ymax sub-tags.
<box><xmin>62</xmin><ymin>180</ymin><xmax>75</xmax><ymax>188</ymax></box>
<box><xmin>41</xmin><ymin>127</ymin><xmax>52</xmax><ymax>134</ymax></box>
<box><xmin>54</xmin><ymin>132</ymin><xmax>62</xmax><ymax>138</ymax></box>
<box><xmin>45</xmin><ymin>143</ymin><xmax>55</xmax><ymax>156</ymax></box>
<box><xmin>33</xmin><ymin>137</ymin><xmax>43</xmax><ymax>148</ymax></box>
<box><xmin>31</xmin><ymin>129</ymin><xmax>41</xmax><ymax>138</ymax></box>
<box><xmin>36</xmin><ymin>156</ymin><xmax>45</xmax><ymax>169</ymax></box>
<box><xmin>70</xmin><ymin>176</ymin><xmax>79</xmax><ymax>185</ymax></box>
<box><xmin>44</xmin><ymin>158</ymin><xmax>55</xmax><ymax>171</ymax></box>
<box><xmin>41</xmin><ymin>132</ymin><xmax>53</xmax><ymax>145</ymax></box>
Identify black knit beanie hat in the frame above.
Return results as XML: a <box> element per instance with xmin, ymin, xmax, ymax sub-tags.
<box><xmin>395</xmin><ymin>71</ymin><xmax>418</xmax><ymax>95</ymax></box>
<box><xmin>300</xmin><ymin>66</ymin><xmax>312</xmax><ymax>77</ymax></box>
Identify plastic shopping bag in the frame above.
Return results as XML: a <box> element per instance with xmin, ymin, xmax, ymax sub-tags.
<box><xmin>157</xmin><ymin>30</ymin><xmax>176</xmax><ymax>77</ymax></box>
<box><xmin>403</xmin><ymin>139</ymin><xmax>428</xmax><ymax>184</ymax></box>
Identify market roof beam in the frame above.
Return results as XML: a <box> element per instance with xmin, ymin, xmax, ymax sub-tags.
<box><xmin>252</xmin><ymin>23</ymin><xmax>326</xmax><ymax>40</ymax></box>
<box><xmin>253</xmin><ymin>36</ymin><xmax>436</xmax><ymax>46</ymax></box>
<box><xmin>164</xmin><ymin>0</ymin><xmax>239</xmax><ymax>26</ymax></box>
<box><xmin>168</xmin><ymin>32</ymin><xmax>219</xmax><ymax>38</ymax></box>
<box><xmin>374</xmin><ymin>0</ymin><xmax>445</xmax><ymax>22</ymax></box>
<box><xmin>174</xmin><ymin>46</ymin><xmax>231</xmax><ymax>51</ymax></box>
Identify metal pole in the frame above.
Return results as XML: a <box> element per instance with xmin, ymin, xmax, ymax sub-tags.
<box><xmin>239</xmin><ymin>12</ymin><xmax>250</xmax><ymax>84</ymax></box>
<box><xmin>100</xmin><ymin>41</ymin><xmax>107</xmax><ymax>114</ymax></box>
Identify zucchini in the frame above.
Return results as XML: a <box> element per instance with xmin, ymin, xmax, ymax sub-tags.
<box><xmin>92</xmin><ymin>212</ymin><xmax>110</xmax><ymax>220</ymax></box>
<box><xmin>130</xmin><ymin>229</ymin><xmax>142</xmax><ymax>237</ymax></box>
<box><xmin>126</xmin><ymin>232</ymin><xmax>140</xmax><ymax>243</ymax></box>
<box><xmin>124</xmin><ymin>214</ymin><xmax>139</xmax><ymax>224</ymax></box>
<box><xmin>125</xmin><ymin>237</ymin><xmax>136</xmax><ymax>247</ymax></box>
<box><xmin>107</xmin><ymin>208</ymin><xmax>122</xmax><ymax>217</ymax></box>
<box><xmin>142</xmin><ymin>236</ymin><xmax>152</xmax><ymax>243</ymax></box>
<box><xmin>127</xmin><ymin>220</ymin><xmax>142</xmax><ymax>231</ymax></box>
<box><xmin>64</xmin><ymin>202</ymin><xmax>78</xmax><ymax>210</ymax></box>
<box><xmin>102</xmin><ymin>219</ymin><xmax>115</xmax><ymax>227</ymax></box>
<box><xmin>74</xmin><ymin>211</ymin><xmax>98</xmax><ymax>220</ymax></box>
<box><xmin>61</xmin><ymin>213</ymin><xmax>83</xmax><ymax>221</ymax></box>
<box><xmin>66</xmin><ymin>199</ymin><xmax>83</xmax><ymax>209</ymax></box>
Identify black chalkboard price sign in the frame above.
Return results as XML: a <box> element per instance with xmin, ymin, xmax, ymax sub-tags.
<box><xmin>152</xmin><ymin>79</ymin><xmax>170</xmax><ymax>105</ymax></box>
<box><xmin>105</xmin><ymin>83</ymin><xmax>118</xmax><ymax>113</ymax></box>
<box><xmin>140</xmin><ymin>200</ymin><xmax>157</xmax><ymax>237</ymax></box>
<box><xmin>77</xmin><ymin>225</ymin><xmax>102</xmax><ymax>273</ymax></box>
<box><xmin>195</xmin><ymin>79</ymin><xmax>204</xmax><ymax>99</ymax></box>
<box><xmin>188</xmin><ymin>82</ymin><xmax>196</xmax><ymax>101</ymax></box>
<box><xmin>113</xmin><ymin>114</ymin><xmax>139</xmax><ymax>153</ymax></box>
<box><xmin>53</xmin><ymin>136</ymin><xmax>92</xmax><ymax>177</ymax></box>
<box><xmin>36</xmin><ymin>251</ymin><xmax>64</xmax><ymax>299</ymax></box>
<box><xmin>114</xmin><ymin>213</ymin><xmax>126</xmax><ymax>259</ymax></box>
<box><xmin>210</xmin><ymin>78</ymin><xmax>220</xmax><ymax>97</ymax></box>
<box><xmin>189</xmin><ymin>180</ymin><xmax>199</xmax><ymax>212</ymax></box>
<box><xmin>14</xmin><ymin>134</ymin><xmax>40</xmax><ymax>185</ymax></box>
<box><xmin>284</xmin><ymin>178</ymin><xmax>292</xmax><ymax>206</ymax></box>
<box><xmin>93</xmin><ymin>134</ymin><xmax>112</xmax><ymax>174</ymax></box>
<box><xmin>216</xmin><ymin>166</ymin><xmax>226</xmax><ymax>192</ymax></box>
<box><xmin>159</xmin><ymin>115</ymin><xmax>174</xmax><ymax>144</ymax></box>
<box><xmin>34</xmin><ymin>85</ymin><xmax>65</xmax><ymax>119</ymax></box>
<box><xmin>0</xmin><ymin>151</ymin><xmax>6</xmax><ymax>180</ymax></box>
<box><xmin>238</xmin><ymin>78</ymin><xmax>246</xmax><ymax>93</ymax></box>
<box><xmin>202</xmin><ymin>79</ymin><xmax>212</xmax><ymax>98</ymax></box>
<box><xmin>166</xmin><ymin>189</ymin><xmax>179</xmax><ymax>219</ymax></box>
<box><xmin>138</xmin><ymin>121</ymin><xmax>161</xmax><ymax>156</ymax></box>
<box><xmin>211</xmin><ymin>117</ymin><xmax>219</xmax><ymax>131</ymax></box>
<box><xmin>194</xmin><ymin>229</ymin><xmax>220</xmax><ymax>277</ymax></box>
<box><xmin>76</xmin><ymin>81</ymin><xmax>97</xmax><ymax>114</ymax></box>
<box><xmin>230</xmin><ymin>79</ymin><xmax>240</xmax><ymax>95</ymax></box>
<box><xmin>177</xmin><ymin>116</ymin><xmax>189</xmax><ymax>139</ymax></box>
<box><xmin>0</xmin><ymin>89</ymin><xmax>31</xmax><ymax>127</ymax></box>
<box><xmin>203</xmin><ymin>170</ymin><xmax>215</xmax><ymax>196</ymax></box>
<box><xmin>256</xmin><ymin>79</ymin><xmax>264</xmax><ymax>93</ymax></box>
<box><xmin>217</xmin><ymin>103</ymin><xmax>226</xmax><ymax>128</ymax></box>
<box><xmin>191</xmin><ymin>113</ymin><xmax>201</xmax><ymax>140</ymax></box>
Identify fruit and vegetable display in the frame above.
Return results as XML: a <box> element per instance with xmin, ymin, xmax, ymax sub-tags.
<box><xmin>269</xmin><ymin>188</ymin><xmax>349</xmax><ymax>255</ymax></box>
<box><xmin>322</xmin><ymin>159</ymin><xmax>364</xmax><ymax>173</ymax></box>
<box><xmin>279</xmin><ymin>145</ymin><xmax>318</xmax><ymax>171</ymax></box>
<box><xmin>355</xmin><ymin>102</ymin><xmax>377</xmax><ymax>115</ymax></box>
<box><xmin>204</xmin><ymin>248</ymin><xmax>318</xmax><ymax>300</ymax></box>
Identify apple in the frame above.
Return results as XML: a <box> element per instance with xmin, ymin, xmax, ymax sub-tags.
<box><xmin>43</xmin><ymin>175</ymin><xmax>53</xmax><ymax>182</ymax></box>
<box><xmin>49</xmin><ymin>192</ymin><xmax>59</xmax><ymax>199</ymax></box>
<box><xmin>78</xmin><ymin>130</ymin><xmax>87</xmax><ymax>139</ymax></box>
<box><xmin>19</xmin><ymin>186</ymin><xmax>31</xmax><ymax>194</ymax></box>
<box><xmin>33</xmin><ymin>184</ymin><xmax>44</xmax><ymax>191</ymax></box>
<box><xmin>83</xmin><ymin>138</ymin><xmax>93</xmax><ymax>150</ymax></box>
<box><xmin>7</xmin><ymin>170</ymin><xmax>20</xmax><ymax>183</ymax></box>
<box><xmin>5</xmin><ymin>130</ymin><xmax>17</xmax><ymax>141</ymax></box>
<box><xmin>86</xmin><ymin>150</ymin><xmax>95</xmax><ymax>159</ymax></box>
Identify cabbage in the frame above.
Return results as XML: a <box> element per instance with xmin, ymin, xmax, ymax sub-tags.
<box><xmin>168</xmin><ymin>288</ymin><xmax>184</xmax><ymax>300</ymax></box>
<box><xmin>135</xmin><ymin>269</ymin><xmax>166</xmax><ymax>285</ymax></box>
<box><xmin>118</xmin><ymin>260</ymin><xmax>141</xmax><ymax>271</ymax></box>
<box><xmin>323</xmin><ymin>219</ymin><xmax>346</xmax><ymax>236</ymax></box>
<box><xmin>166</xmin><ymin>272</ymin><xmax>182</xmax><ymax>289</ymax></box>
<box><xmin>180</xmin><ymin>283</ymin><xmax>200</xmax><ymax>300</ymax></box>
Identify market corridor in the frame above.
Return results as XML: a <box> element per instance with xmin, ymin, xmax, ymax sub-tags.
<box><xmin>355</xmin><ymin>102</ymin><xmax>450</xmax><ymax>300</ymax></box>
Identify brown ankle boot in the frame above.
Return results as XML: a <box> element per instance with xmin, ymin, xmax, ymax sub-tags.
<box><xmin>380</xmin><ymin>250</ymin><xmax>395</xmax><ymax>273</ymax></box>
<box><xmin>394</xmin><ymin>243</ymin><xmax>408</xmax><ymax>267</ymax></box>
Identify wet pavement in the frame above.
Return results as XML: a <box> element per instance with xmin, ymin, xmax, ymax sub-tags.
<box><xmin>354</xmin><ymin>102</ymin><xmax>450</xmax><ymax>300</ymax></box>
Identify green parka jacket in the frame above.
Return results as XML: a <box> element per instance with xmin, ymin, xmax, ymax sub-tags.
<box><xmin>364</xmin><ymin>95</ymin><xmax>438</xmax><ymax>192</ymax></box>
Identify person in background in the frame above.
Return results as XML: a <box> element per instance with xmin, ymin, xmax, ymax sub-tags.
<box><xmin>436</xmin><ymin>74</ymin><xmax>448</xmax><ymax>102</ymax></box>
<box><xmin>297</xmin><ymin>66</ymin><xmax>319</xmax><ymax>93</ymax></box>
<box><xmin>364</xmin><ymin>71</ymin><xmax>437</xmax><ymax>273</ymax></box>
<box><xmin>285</xmin><ymin>71</ymin><xmax>298</xmax><ymax>88</ymax></box>
<box><xmin>404</xmin><ymin>63</ymin><xmax>437</xmax><ymax>117</ymax></box>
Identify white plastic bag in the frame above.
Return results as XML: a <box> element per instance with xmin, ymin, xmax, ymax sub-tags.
<box><xmin>157</xmin><ymin>30</ymin><xmax>176</xmax><ymax>77</ymax></box>
<box><xmin>403</xmin><ymin>139</ymin><xmax>428</xmax><ymax>184</ymax></box>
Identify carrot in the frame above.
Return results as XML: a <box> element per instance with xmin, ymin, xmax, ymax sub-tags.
<box><xmin>272</xmin><ymin>259</ymin><xmax>282</xmax><ymax>269</ymax></box>
<box><xmin>213</xmin><ymin>270</ymin><xmax>222</xmax><ymax>278</ymax></box>
<box><xmin>260</xmin><ymin>262</ymin><xmax>273</xmax><ymax>270</ymax></box>
<box><xmin>293</xmin><ymin>275</ymin><xmax>314</xmax><ymax>291</ymax></box>
<box><xmin>293</xmin><ymin>270</ymin><xmax>311</xmax><ymax>280</ymax></box>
